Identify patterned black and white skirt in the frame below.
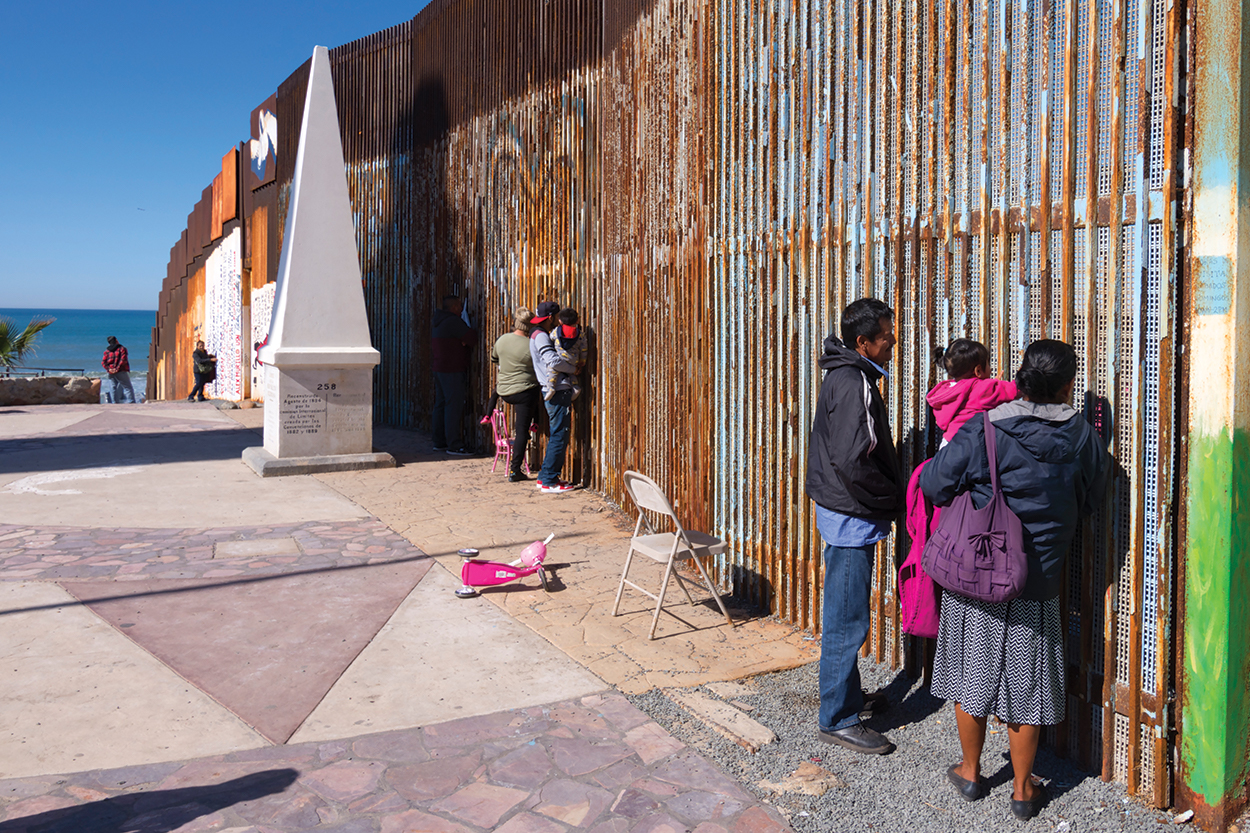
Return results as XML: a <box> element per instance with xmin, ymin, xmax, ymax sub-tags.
<box><xmin>930</xmin><ymin>591</ymin><xmax>1065</xmax><ymax>726</ymax></box>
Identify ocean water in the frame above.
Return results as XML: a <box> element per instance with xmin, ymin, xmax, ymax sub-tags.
<box><xmin>1</xmin><ymin>308</ymin><xmax>154</xmax><ymax>380</ymax></box>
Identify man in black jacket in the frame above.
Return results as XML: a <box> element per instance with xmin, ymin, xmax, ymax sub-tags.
<box><xmin>805</xmin><ymin>298</ymin><xmax>903</xmax><ymax>755</ymax></box>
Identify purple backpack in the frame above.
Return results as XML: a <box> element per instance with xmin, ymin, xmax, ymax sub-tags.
<box><xmin>920</xmin><ymin>414</ymin><xmax>1028</xmax><ymax>604</ymax></box>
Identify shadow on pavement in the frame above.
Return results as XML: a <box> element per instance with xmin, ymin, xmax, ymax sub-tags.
<box><xmin>0</xmin><ymin>534</ymin><xmax>592</xmax><ymax>618</ymax></box>
<box><xmin>0</xmin><ymin>429</ymin><xmax>257</xmax><ymax>474</ymax></box>
<box><xmin>0</xmin><ymin>769</ymin><xmax>298</xmax><ymax>833</ymax></box>
<box><xmin>1</xmin><ymin>424</ymin><xmax>522</xmax><ymax>474</ymax></box>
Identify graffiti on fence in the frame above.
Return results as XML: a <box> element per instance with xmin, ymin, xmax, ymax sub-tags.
<box><xmin>204</xmin><ymin>228</ymin><xmax>242</xmax><ymax>401</ymax></box>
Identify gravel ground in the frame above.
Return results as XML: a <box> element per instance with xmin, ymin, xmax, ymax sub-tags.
<box><xmin>628</xmin><ymin>658</ymin><xmax>1179</xmax><ymax>833</ymax></box>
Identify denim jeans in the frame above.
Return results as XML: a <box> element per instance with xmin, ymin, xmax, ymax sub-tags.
<box><xmin>539</xmin><ymin>388</ymin><xmax>573</xmax><ymax>485</ymax></box>
<box><xmin>819</xmin><ymin>542</ymin><xmax>874</xmax><ymax>731</ymax></box>
<box><xmin>189</xmin><ymin>372</ymin><xmax>210</xmax><ymax>400</ymax></box>
<box><xmin>432</xmin><ymin>371</ymin><xmax>467</xmax><ymax>448</ymax></box>
<box><xmin>109</xmin><ymin>372</ymin><xmax>136</xmax><ymax>404</ymax></box>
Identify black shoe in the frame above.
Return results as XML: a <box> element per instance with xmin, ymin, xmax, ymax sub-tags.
<box><xmin>859</xmin><ymin>690</ymin><xmax>890</xmax><ymax>720</ymax></box>
<box><xmin>446</xmin><ymin>447</ymin><xmax>473</xmax><ymax>456</ymax></box>
<box><xmin>186</xmin><ymin>395</ymin><xmax>195</xmax><ymax>401</ymax></box>
<box><xmin>432</xmin><ymin>445</ymin><xmax>448</xmax><ymax>451</ymax></box>
<box><xmin>508</xmin><ymin>472</ymin><xmax>530</xmax><ymax>482</ymax></box>
<box><xmin>1010</xmin><ymin>781</ymin><xmax>1048</xmax><ymax>820</ymax></box>
<box><xmin>817</xmin><ymin>723</ymin><xmax>895</xmax><ymax>755</ymax></box>
<box><xmin>946</xmin><ymin>764</ymin><xmax>984</xmax><ymax>801</ymax></box>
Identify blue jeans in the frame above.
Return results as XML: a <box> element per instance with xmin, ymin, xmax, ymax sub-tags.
<box><xmin>109</xmin><ymin>372</ymin><xmax>136</xmax><ymax>404</ymax></box>
<box><xmin>432</xmin><ymin>371</ymin><xmax>466</xmax><ymax>448</ymax></box>
<box><xmin>539</xmin><ymin>389</ymin><xmax>573</xmax><ymax>485</ymax></box>
<box><xmin>819</xmin><ymin>542</ymin><xmax>874</xmax><ymax>731</ymax></box>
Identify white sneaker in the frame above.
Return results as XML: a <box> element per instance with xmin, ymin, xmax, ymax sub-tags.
<box><xmin>538</xmin><ymin>481</ymin><xmax>575</xmax><ymax>493</ymax></box>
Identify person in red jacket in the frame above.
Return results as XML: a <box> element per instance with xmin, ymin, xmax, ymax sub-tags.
<box><xmin>101</xmin><ymin>336</ymin><xmax>135</xmax><ymax>404</ymax></box>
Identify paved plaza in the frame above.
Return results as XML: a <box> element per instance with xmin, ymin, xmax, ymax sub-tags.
<box><xmin>0</xmin><ymin>402</ymin><xmax>813</xmax><ymax>832</ymax></box>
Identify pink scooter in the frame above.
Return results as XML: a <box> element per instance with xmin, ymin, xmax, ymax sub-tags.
<box><xmin>454</xmin><ymin>534</ymin><xmax>554</xmax><ymax>598</ymax></box>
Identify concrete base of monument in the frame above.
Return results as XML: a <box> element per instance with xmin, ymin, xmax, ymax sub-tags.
<box><xmin>242</xmin><ymin>446</ymin><xmax>396</xmax><ymax>478</ymax></box>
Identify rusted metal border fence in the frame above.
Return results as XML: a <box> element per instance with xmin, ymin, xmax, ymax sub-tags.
<box><xmin>701</xmin><ymin>0</ymin><xmax>1183</xmax><ymax>801</ymax></box>
<box><xmin>150</xmin><ymin>0</ymin><xmax>1187</xmax><ymax>806</ymax></box>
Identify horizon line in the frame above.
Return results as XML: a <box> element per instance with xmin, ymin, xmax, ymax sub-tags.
<box><xmin>0</xmin><ymin>307</ymin><xmax>158</xmax><ymax>314</ymax></box>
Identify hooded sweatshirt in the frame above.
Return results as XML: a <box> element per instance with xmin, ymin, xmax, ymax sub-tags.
<box><xmin>919</xmin><ymin>399</ymin><xmax>1110</xmax><ymax>600</ymax></box>
<box><xmin>529</xmin><ymin>328</ymin><xmax>578</xmax><ymax>397</ymax></box>
<box><xmin>431</xmin><ymin>308</ymin><xmax>475</xmax><ymax>373</ymax></box>
<box><xmin>926</xmin><ymin>377</ymin><xmax>1018</xmax><ymax>441</ymax></box>
<box><xmin>804</xmin><ymin>334</ymin><xmax>903</xmax><ymax>521</ymax></box>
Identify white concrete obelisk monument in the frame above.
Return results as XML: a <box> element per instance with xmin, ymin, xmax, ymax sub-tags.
<box><xmin>243</xmin><ymin>46</ymin><xmax>394</xmax><ymax>476</ymax></box>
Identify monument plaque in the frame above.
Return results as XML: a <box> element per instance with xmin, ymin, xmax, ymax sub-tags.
<box><xmin>242</xmin><ymin>45</ymin><xmax>395</xmax><ymax>477</ymax></box>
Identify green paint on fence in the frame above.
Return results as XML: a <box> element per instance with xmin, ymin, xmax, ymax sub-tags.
<box><xmin>1183</xmin><ymin>427</ymin><xmax>1250</xmax><ymax>805</ymax></box>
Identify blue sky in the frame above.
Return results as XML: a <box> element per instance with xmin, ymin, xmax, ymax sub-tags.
<box><xmin>0</xmin><ymin>1</ymin><xmax>433</xmax><ymax>311</ymax></box>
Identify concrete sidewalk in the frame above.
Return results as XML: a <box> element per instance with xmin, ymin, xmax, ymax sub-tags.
<box><xmin>0</xmin><ymin>402</ymin><xmax>807</xmax><ymax>832</ymax></box>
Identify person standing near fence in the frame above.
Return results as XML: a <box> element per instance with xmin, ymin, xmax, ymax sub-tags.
<box><xmin>804</xmin><ymin>298</ymin><xmax>903</xmax><ymax>755</ymax></box>
<box><xmin>188</xmin><ymin>340</ymin><xmax>216</xmax><ymax>401</ymax></box>
<box><xmin>101</xmin><ymin>336</ymin><xmax>135</xmax><ymax>404</ymax></box>
<box><xmin>431</xmin><ymin>295</ymin><xmax>477</xmax><ymax>455</ymax></box>
<box><xmin>529</xmin><ymin>300</ymin><xmax>577</xmax><ymax>493</ymax></box>
<box><xmin>489</xmin><ymin>306</ymin><xmax>542</xmax><ymax>482</ymax></box>
<box><xmin>919</xmin><ymin>339</ymin><xmax>1109</xmax><ymax>819</ymax></box>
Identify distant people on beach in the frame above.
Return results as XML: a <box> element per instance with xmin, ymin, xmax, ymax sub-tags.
<box><xmin>101</xmin><ymin>336</ymin><xmax>136</xmax><ymax>404</ymax></box>
<box><xmin>188</xmin><ymin>340</ymin><xmax>216</xmax><ymax>402</ymax></box>
<box><xmin>431</xmin><ymin>295</ymin><xmax>477</xmax><ymax>455</ymax></box>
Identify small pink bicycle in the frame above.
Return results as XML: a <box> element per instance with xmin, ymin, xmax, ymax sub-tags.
<box><xmin>454</xmin><ymin>534</ymin><xmax>554</xmax><ymax>598</ymax></box>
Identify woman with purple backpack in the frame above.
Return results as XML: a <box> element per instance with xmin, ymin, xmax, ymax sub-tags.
<box><xmin>919</xmin><ymin>340</ymin><xmax>1109</xmax><ymax>820</ymax></box>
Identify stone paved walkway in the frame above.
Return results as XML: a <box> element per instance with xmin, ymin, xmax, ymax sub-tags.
<box><xmin>0</xmin><ymin>519</ymin><xmax>422</xmax><ymax>581</ymax></box>
<box><xmin>0</xmin><ymin>403</ymin><xmax>801</xmax><ymax>833</ymax></box>
<box><xmin>0</xmin><ymin>694</ymin><xmax>789</xmax><ymax>833</ymax></box>
<box><xmin>314</xmin><ymin>427</ymin><xmax>819</xmax><ymax>695</ymax></box>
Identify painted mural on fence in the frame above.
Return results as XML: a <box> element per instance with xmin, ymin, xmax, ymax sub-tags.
<box><xmin>250</xmin><ymin>282</ymin><xmax>275</xmax><ymax>401</ymax></box>
<box><xmin>204</xmin><ymin>228</ymin><xmax>243</xmax><ymax>401</ymax></box>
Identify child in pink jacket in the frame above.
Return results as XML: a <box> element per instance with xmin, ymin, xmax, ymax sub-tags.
<box><xmin>926</xmin><ymin>339</ymin><xmax>1018</xmax><ymax>445</ymax></box>
<box><xmin>899</xmin><ymin>339</ymin><xmax>1017</xmax><ymax>638</ymax></box>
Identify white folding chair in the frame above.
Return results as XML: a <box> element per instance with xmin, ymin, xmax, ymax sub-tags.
<box><xmin>613</xmin><ymin>470</ymin><xmax>734</xmax><ymax>639</ymax></box>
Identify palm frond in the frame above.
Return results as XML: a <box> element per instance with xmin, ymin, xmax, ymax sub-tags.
<box><xmin>0</xmin><ymin>317</ymin><xmax>55</xmax><ymax>368</ymax></box>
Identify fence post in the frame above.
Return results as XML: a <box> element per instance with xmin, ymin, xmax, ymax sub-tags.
<box><xmin>1177</xmin><ymin>0</ymin><xmax>1250</xmax><ymax>827</ymax></box>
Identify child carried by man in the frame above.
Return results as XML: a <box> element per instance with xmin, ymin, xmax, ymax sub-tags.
<box><xmin>543</xmin><ymin>307</ymin><xmax>588</xmax><ymax>401</ymax></box>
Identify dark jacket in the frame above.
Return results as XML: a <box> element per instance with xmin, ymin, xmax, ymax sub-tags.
<box><xmin>192</xmin><ymin>348</ymin><xmax>216</xmax><ymax>379</ymax></box>
<box><xmin>431</xmin><ymin>309</ymin><xmax>476</xmax><ymax>373</ymax></box>
<box><xmin>919</xmin><ymin>400</ymin><xmax>1110</xmax><ymax>600</ymax></box>
<box><xmin>804</xmin><ymin>334</ymin><xmax>903</xmax><ymax>521</ymax></box>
